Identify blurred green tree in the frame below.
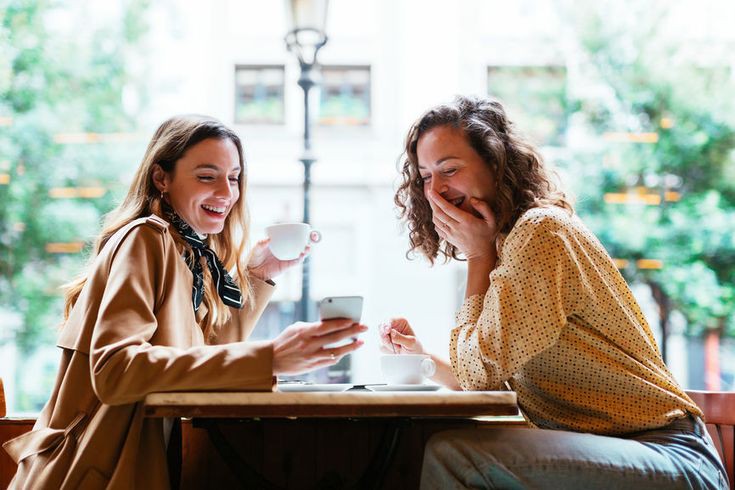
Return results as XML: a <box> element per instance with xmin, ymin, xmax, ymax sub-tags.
<box><xmin>0</xmin><ymin>0</ymin><xmax>149</xmax><ymax>411</ymax></box>
<box><xmin>563</xmin><ymin>2</ymin><xmax>735</xmax><ymax>369</ymax></box>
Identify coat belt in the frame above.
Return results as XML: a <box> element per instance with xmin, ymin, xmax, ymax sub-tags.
<box><xmin>3</xmin><ymin>412</ymin><xmax>86</xmax><ymax>464</ymax></box>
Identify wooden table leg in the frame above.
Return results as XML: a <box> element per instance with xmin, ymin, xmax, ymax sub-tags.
<box><xmin>195</xmin><ymin>418</ymin><xmax>281</xmax><ymax>489</ymax></box>
<box><xmin>353</xmin><ymin>420</ymin><xmax>404</xmax><ymax>490</ymax></box>
<box><xmin>167</xmin><ymin>418</ymin><xmax>182</xmax><ymax>490</ymax></box>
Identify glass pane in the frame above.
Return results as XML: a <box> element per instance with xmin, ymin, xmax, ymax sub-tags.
<box><xmin>318</xmin><ymin>66</ymin><xmax>371</xmax><ymax>126</ymax></box>
<box><xmin>234</xmin><ymin>66</ymin><xmax>285</xmax><ymax>124</ymax></box>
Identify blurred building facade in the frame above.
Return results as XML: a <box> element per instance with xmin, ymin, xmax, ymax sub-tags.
<box><xmin>135</xmin><ymin>0</ymin><xmax>735</xmax><ymax>386</ymax></box>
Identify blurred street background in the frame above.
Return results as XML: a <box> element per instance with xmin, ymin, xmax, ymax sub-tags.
<box><xmin>1</xmin><ymin>0</ymin><xmax>734</xmax><ymax>414</ymax></box>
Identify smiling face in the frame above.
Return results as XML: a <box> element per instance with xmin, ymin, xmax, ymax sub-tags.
<box><xmin>416</xmin><ymin>125</ymin><xmax>496</xmax><ymax>217</ymax></box>
<box><xmin>153</xmin><ymin>137</ymin><xmax>241</xmax><ymax>235</ymax></box>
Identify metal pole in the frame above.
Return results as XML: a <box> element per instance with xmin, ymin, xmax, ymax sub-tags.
<box><xmin>298</xmin><ymin>62</ymin><xmax>316</xmax><ymax>322</ymax></box>
<box><xmin>285</xmin><ymin>26</ymin><xmax>327</xmax><ymax>323</ymax></box>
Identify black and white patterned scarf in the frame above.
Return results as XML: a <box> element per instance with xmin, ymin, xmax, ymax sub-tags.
<box><xmin>162</xmin><ymin>203</ymin><xmax>243</xmax><ymax>312</ymax></box>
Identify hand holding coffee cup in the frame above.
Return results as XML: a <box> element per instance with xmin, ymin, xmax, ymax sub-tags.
<box><xmin>247</xmin><ymin>223</ymin><xmax>321</xmax><ymax>282</ymax></box>
<box><xmin>380</xmin><ymin>354</ymin><xmax>436</xmax><ymax>385</ymax></box>
<box><xmin>265</xmin><ymin>222</ymin><xmax>322</xmax><ymax>260</ymax></box>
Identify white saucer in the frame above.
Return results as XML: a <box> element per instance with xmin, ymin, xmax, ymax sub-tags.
<box><xmin>277</xmin><ymin>383</ymin><xmax>353</xmax><ymax>392</ymax></box>
<box><xmin>367</xmin><ymin>384</ymin><xmax>441</xmax><ymax>392</ymax></box>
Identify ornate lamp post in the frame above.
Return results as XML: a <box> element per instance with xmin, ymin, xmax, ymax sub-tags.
<box><xmin>285</xmin><ymin>0</ymin><xmax>329</xmax><ymax>321</ymax></box>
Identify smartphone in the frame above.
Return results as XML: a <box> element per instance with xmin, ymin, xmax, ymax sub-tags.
<box><xmin>320</xmin><ymin>296</ymin><xmax>363</xmax><ymax>348</ymax></box>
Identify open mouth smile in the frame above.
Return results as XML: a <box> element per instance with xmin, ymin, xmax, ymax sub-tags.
<box><xmin>201</xmin><ymin>204</ymin><xmax>226</xmax><ymax>216</ymax></box>
<box><xmin>448</xmin><ymin>196</ymin><xmax>464</xmax><ymax>208</ymax></box>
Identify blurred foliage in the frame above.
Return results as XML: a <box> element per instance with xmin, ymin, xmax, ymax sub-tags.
<box><xmin>488</xmin><ymin>66</ymin><xmax>572</xmax><ymax>146</ymax></box>
<box><xmin>0</xmin><ymin>0</ymin><xmax>149</xmax><ymax>411</ymax></box>
<box><xmin>562</xmin><ymin>1</ymin><xmax>735</xmax><ymax>337</ymax></box>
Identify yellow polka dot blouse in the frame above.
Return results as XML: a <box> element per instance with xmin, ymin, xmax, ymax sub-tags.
<box><xmin>449</xmin><ymin>206</ymin><xmax>702</xmax><ymax>435</ymax></box>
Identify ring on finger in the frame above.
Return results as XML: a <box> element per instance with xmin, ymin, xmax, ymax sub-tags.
<box><xmin>330</xmin><ymin>353</ymin><xmax>336</xmax><ymax>361</ymax></box>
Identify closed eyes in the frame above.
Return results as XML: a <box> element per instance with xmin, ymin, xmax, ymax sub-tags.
<box><xmin>198</xmin><ymin>175</ymin><xmax>240</xmax><ymax>184</ymax></box>
<box><xmin>418</xmin><ymin>168</ymin><xmax>457</xmax><ymax>184</ymax></box>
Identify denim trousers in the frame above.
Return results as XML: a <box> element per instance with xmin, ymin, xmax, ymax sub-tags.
<box><xmin>420</xmin><ymin>415</ymin><xmax>729</xmax><ymax>489</ymax></box>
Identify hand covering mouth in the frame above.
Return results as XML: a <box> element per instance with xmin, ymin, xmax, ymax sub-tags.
<box><xmin>447</xmin><ymin>196</ymin><xmax>465</xmax><ymax>207</ymax></box>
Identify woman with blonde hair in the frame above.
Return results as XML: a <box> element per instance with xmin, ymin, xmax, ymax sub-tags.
<box><xmin>380</xmin><ymin>96</ymin><xmax>728</xmax><ymax>489</ymax></box>
<box><xmin>3</xmin><ymin>115</ymin><xmax>365</xmax><ymax>489</ymax></box>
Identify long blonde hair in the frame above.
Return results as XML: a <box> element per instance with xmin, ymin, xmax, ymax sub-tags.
<box><xmin>63</xmin><ymin>115</ymin><xmax>253</xmax><ymax>340</ymax></box>
<box><xmin>395</xmin><ymin>95</ymin><xmax>573</xmax><ymax>264</ymax></box>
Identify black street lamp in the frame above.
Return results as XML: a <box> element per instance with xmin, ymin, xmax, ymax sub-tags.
<box><xmin>285</xmin><ymin>0</ymin><xmax>329</xmax><ymax>321</ymax></box>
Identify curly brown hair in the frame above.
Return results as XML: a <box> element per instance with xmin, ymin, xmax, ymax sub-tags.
<box><xmin>395</xmin><ymin>95</ymin><xmax>573</xmax><ymax>264</ymax></box>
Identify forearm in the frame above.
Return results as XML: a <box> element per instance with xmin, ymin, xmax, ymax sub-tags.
<box><xmin>91</xmin><ymin>341</ymin><xmax>274</xmax><ymax>405</ymax></box>
<box><xmin>465</xmin><ymin>254</ymin><xmax>495</xmax><ymax>298</ymax></box>
<box><xmin>427</xmin><ymin>353</ymin><xmax>462</xmax><ymax>390</ymax></box>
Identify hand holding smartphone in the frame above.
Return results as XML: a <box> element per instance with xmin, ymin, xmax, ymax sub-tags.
<box><xmin>320</xmin><ymin>296</ymin><xmax>363</xmax><ymax>348</ymax></box>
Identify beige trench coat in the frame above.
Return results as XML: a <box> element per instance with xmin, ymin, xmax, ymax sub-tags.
<box><xmin>3</xmin><ymin>215</ymin><xmax>275</xmax><ymax>489</ymax></box>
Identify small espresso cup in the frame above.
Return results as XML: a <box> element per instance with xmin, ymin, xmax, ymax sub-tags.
<box><xmin>265</xmin><ymin>223</ymin><xmax>322</xmax><ymax>260</ymax></box>
<box><xmin>380</xmin><ymin>354</ymin><xmax>436</xmax><ymax>385</ymax></box>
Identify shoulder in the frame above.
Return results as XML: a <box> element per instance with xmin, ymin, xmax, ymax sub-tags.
<box><xmin>517</xmin><ymin>206</ymin><xmax>574</xmax><ymax>228</ymax></box>
<box><xmin>500</xmin><ymin>206</ymin><xmax>585</xmax><ymax>259</ymax></box>
<box><xmin>102</xmin><ymin>215</ymin><xmax>173</xmax><ymax>263</ymax></box>
<box><xmin>505</xmin><ymin>206</ymin><xmax>605</xmax><ymax>263</ymax></box>
<box><xmin>114</xmin><ymin>215</ymin><xmax>170</xmax><ymax>245</ymax></box>
<box><xmin>510</xmin><ymin>205</ymin><xmax>578</xmax><ymax>239</ymax></box>
<box><xmin>140</xmin><ymin>214</ymin><xmax>170</xmax><ymax>233</ymax></box>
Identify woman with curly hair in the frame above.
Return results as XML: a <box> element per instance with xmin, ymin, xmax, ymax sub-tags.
<box><xmin>380</xmin><ymin>96</ymin><xmax>727</xmax><ymax>489</ymax></box>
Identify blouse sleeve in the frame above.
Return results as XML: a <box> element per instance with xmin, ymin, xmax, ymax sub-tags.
<box><xmin>89</xmin><ymin>225</ymin><xmax>273</xmax><ymax>406</ymax></box>
<box><xmin>449</xmin><ymin>214</ymin><xmax>580</xmax><ymax>391</ymax></box>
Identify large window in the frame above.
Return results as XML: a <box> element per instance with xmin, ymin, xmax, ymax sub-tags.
<box><xmin>234</xmin><ymin>65</ymin><xmax>285</xmax><ymax>124</ymax></box>
<box><xmin>487</xmin><ymin>66</ymin><xmax>568</xmax><ymax>146</ymax></box>
<box><xmin>318</xmin><ymin>65</ymin><xmax>371</xmax><ymax>126</ymax></box>
<box><xmin>3</xmin><ymin>1</ymin><xmax>735</xmax><ymax>418</ymax></box>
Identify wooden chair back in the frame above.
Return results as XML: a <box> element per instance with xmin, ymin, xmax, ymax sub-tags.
<box><xmin>686</xmin><ymin>390</ymin><xmax>734</xmax><ymax>489</ymax></box>
<box><xmin>0</xmin><ymin>377</ymin><xmax>5</xmax><ymax>418</ymax></box>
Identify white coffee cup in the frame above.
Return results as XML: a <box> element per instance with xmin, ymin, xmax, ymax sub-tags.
<box><xmin>380</xmin><ymin>354</ymin><xmax>436</xmax><ymax>385</ymax></box>
<box><xmin>265</xmin><ymin>223</ymin><xmax>322</xmax><ymax>260</ymax></box>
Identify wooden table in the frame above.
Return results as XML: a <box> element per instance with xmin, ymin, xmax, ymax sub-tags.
<box><xmin>145</xmin><ymin>389</ymin><xmax>521</xmax><ymax>489</ymax></box>
<box><xmin>144</xmin><ymin>389</ymin><xmax>518</xmax><ymax>418</ymax></box>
